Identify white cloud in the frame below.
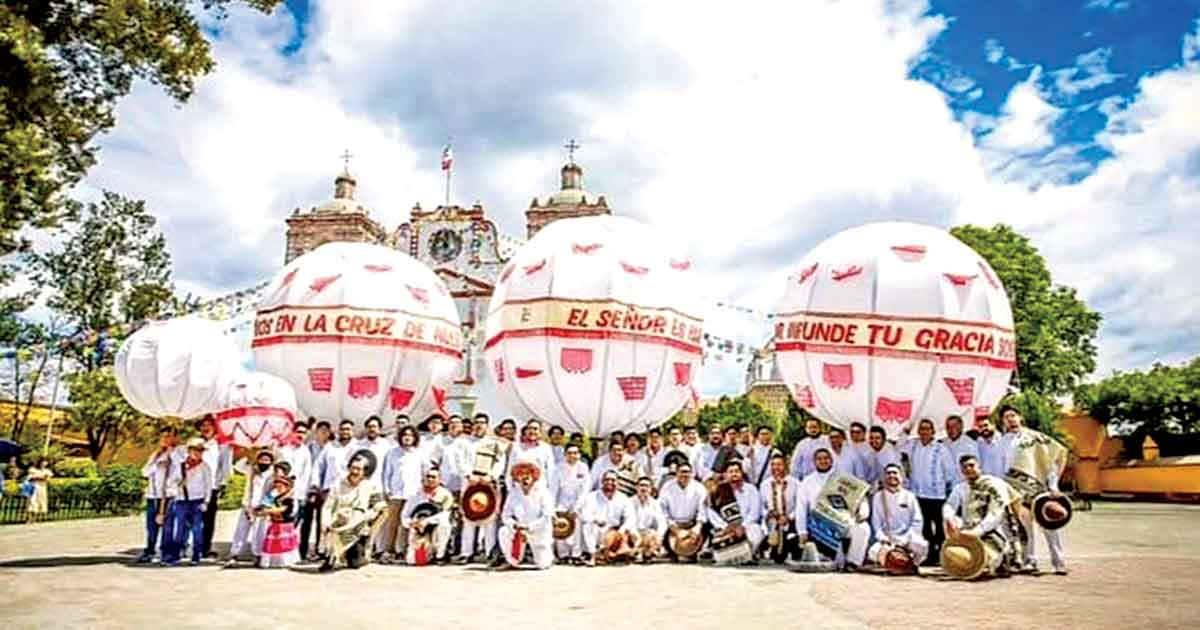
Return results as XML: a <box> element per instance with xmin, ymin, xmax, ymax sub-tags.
<box><xmin>1051</xmin><ymin>46</ymin><xmax>1122</xmax><ymax>95</ymax></box>
<box><xmin>985</xmin><ymin>38</ymin><xmax>1006</xmax><ymax>64</ymax></box>
<box><xmin>75</xmin><ymin>0</ymin><xmax>1200</xmax><ymax>399</ymax></box>
<box><xmin>1185</xmin><ymin>18</ymin><xmax>1200</xmax><ymax>67</ymax></box>
<box><xmin>1086</xmin><ymin>0</ymin><xmax>1132</xmax><ymax>13</ymax></box>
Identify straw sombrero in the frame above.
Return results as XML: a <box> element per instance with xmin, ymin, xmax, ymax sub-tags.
<box><xmin>940</xmin><ymin>532</ymin><xmax>987</xmax><ymax>580</ymax></box>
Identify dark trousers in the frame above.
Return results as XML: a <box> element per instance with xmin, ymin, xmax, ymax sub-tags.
<box><xmin>765</xmin><ymin>522</ymin><xmax>802</xmax><ymax>563</ymax></box>
<box><xmin>142</xmin><ymin>499</ymin><xmax>174</xmax><ymax>558</ymax></box>
<box><xmin>917</xmin><ymin>497</ymin><xmax>946</xmax><ymax>562</ymax></box>
<box><xmin>201</xmin><ymin>488</ymin><xmax>220</xmax><ymax>555</ymax></box>
<box><xmin>169</xmin><ymin>499</ymin><xmax>206</xmax><ymax>563</ymax></box>
<box><xmin>300</xmin><ymin>496</ymin><xmax>322</xmax><ymax>558</ymax></box>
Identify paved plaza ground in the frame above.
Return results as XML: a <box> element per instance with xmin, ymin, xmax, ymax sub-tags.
<box><xmin>0</xmin><ymin>502</ymin><xmax>1197</xmax><ymax>629</ymax></box>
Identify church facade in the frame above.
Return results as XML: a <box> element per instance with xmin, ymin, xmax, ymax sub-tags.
<box><xmin>281</xmin><ymin>152</ymin><xmax>610</xmax><ymax>417</ymax></box>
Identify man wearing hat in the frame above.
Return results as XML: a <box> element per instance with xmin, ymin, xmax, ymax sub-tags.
<box><xmin>998</xmin><ymin>405</ymin><xmax>1070</xmax><ymax>575</ymax></box>
<box><xmin>401</xmin><ymin>466</ymin><xmax>455</xmax><ymax>565</ymax></box>
<box><xmin>941</xmin><ymin>454</ymin><xmax>1024</xmax><ymax>579</ymax></box>
<box><xmin>164</xmin><ymin>438</ymin><xmax>213</xmax><ymax>566</ymax></box>
<box><xmin>794</xmin><ymin>448</ymin><xmax>870</xmax><ymax>570</ymax></box>
<box><xmin>868</xmin><ymin>463</ymin><xmax>928</xmax><ymax>572</ymax></box>
<box><xmin>498</xmin><ymin>460</ymin><xmax>555</xmax><ymax>570</ymax></box>
<box><xmin>553</xmin><ymin>443</ymin><xmax>591</xmax><ymax>563</ymax></box>
<box><xmin>191</xmin><ymin>416</ymin><xmax>232</xmax><ymax>559</ymax></box>
<box><xmin>507</xmin><ymin>420</ymin><xmax>557</xmax><ymax>495</ymax></box>
<box><xmin>575</xmin><ymin>470</ymin><xmax>633</xmax><ymax>566</ymax></box>
<box><xmin>138</xmin><ymin>426</ymin><xmax>181</xmax><ymax>564</ymax></box>
<box><xmin>658</xmin><ymin>462</ymin><xmax>708</xmax><ymax>563</ymax></box>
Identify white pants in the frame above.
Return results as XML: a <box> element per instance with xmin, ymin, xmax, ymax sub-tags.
<box><xmin>868</xmin><ymin>534</ymin><xmax>929</xmax><ymax>567</ymax></box>
<box><xmin>580</xmin><ymin>522</ymin><xmax>616</xmax><ymax>555</ymax></box>
<box><xmin>229</xmin><ymin>511</ymin><xmax>266</xmax><ymax>557</ymax></box>
<box><xmin>811</xmin><ymin>522</ymin><xmax>870</xmax><ymax>568</ymax></box>
<box><xmin>498</xmin><ymin>525</ymin><xmax>553</xmax><ymax>569</ymax></box>
<box><xmin>459</xmin><ymin>519</ymin><xmax>497</xmax><ymax>558</ymax></box>
<box><xmin>555</xmin><ymin>528</ymin><xmax>582</xmax><ymax>559</ymax></box>
<box><xmin>405</xmin><ymin>523</ymin><xmax>451</xmax><ymax>564</ymax></box>
<box><xmin>1023</xmin><ymin>519</ymin><xmax>1066</xmax><ymax>570</ymax></box>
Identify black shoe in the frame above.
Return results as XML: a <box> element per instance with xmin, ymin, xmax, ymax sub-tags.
<box><xmin>135</xmin><ymin>554</ymin><xmax>152</xmax><ymax>564</ymax></box>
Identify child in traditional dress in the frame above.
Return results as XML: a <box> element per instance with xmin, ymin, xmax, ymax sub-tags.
<box><xmin>258</xmin><ymin>467</ymin><xmax>300</xmax><ymax>568</ymax></box>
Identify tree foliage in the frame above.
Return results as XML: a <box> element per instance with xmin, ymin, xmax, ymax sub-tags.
<box><xmin>0</xmin><ymin>0</ymin><xmax>282</xmax><ymax>254</ymax></box>
<box><xmin>28</xmin><ymin>191</ymin><xmax>175</xmax><ymax>369</ymax></box>
<box><xmin>65</xmin><ymin>366</ymin><xmax>152</xmax><ymax>462</ymax></box>
<box><xmin>951</xmin><ymin>224</ymin><xmax>1101</xmax><ymax>397</ymax></box>
<box><xmin>693</xmin><ymin>395</ymin><xmax>776</xmax><ymax>436</ymax></box>
<box><xmin>1075</xmin><ymin>358</ymin><xmax>1200</xmax><ymax>434</ymax></box>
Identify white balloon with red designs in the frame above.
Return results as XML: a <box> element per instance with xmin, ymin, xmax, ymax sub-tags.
<box><xmin>114</xmin><ymin>317</ymin><xmax>241</xmax><ymax>419</ymax></box>
<box><xmin>213</xmin><ymin>371</ymin><xmax>299</xmax><ymax>448</ymax></box>
<box><xmin>252</xmin><ymin>242</ymin><xmax>462</xmax><ymax>431</ymax></box>
<box><xmin>484</xmin><ymin>215</ymin><xmax>704</xmax><ymax>436</ymax></box>
<box><xmin>773</xmin><ymin>222</ymin><xmax>1016</xmax><ymax>440</ymax></box>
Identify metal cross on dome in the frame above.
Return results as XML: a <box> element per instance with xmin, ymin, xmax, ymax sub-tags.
<box><xmin>339</xmin><ymin>149</ymin><xmax>353</xmax><ymax>173</ymax></box>
<box><xmin>564</xmin><ymin>138</ymin><xmax>580</xmax><ymax>164</ymax></box>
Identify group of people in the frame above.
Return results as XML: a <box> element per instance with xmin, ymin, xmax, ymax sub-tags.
<box><xmin>137</xmin><ymin>404</ymin><xmax>1070</xmax><ymax>579</ymax></box>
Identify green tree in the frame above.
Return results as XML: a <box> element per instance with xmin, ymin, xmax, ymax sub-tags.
<box><xmin>1075</xmin><ymin>358</ymin><xmax>1200</xmax><ymax>434</ymax></box>
<box><xmin>951</xmin><ymin>224</ymin><xmax>1101</xmax><ymax>397</ymax></box>
<box><xmin>694</xmin><ymin>395</ymin><xmax>775</xmax><ymax>436</ymax></box>
<box><xmin>0</xmin><ymin>0</ymin><xmax>282</xmax><ymax>255</ymax></box>
<box><xmin>28</xmin><ymin>191</ymin><xmax>175</xmax><ymax>369</ymax></box>
<box><xmin>65</xmin><ymin>366</ymin><xmax>152</xmax><ymax>462</ymax></box>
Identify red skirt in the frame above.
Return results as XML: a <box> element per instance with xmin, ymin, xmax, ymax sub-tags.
<box><xmin>261</xmin><ymin>522</ymin><xmax>299</xmax><ymax>560</ymax></box>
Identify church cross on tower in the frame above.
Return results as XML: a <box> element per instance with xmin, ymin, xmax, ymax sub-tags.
<box><xmin>564</xmin><ymin>138</ymin><xmax>580</xmax><ymax>164</ymax></box>
<box><xmin>339</xmin><ymin>149</ymin><xmax>354</xmax><ymax>174</ymax></box>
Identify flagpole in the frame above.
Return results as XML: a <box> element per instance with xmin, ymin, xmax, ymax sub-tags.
<box><xmin>445</xmin><ymin>162</ymin><xmax>451</xmax><ymax>207</ymax></box>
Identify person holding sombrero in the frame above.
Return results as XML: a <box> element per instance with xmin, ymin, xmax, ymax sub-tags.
<box><xmin>624</xmin><ymin>476</ymin><xmax>668</xmax><ymax>563</ymax></box>
<box><xmin>657</xmin><ymin>461</ymin><xmax>707</xmax><ymax>563</ymax></box>
<box><xmin>998</xmin><ymin>405</ymin><xmax>1071</xmax><ymax>575</ymax></box>
<box><xmin>227</xmin><ymin>449</ymin><xmax>277</xmax><ymax>566</ymax></box>
<box><xmin>497</xmin><ymin>460</ymin><xmax>555</xmax><ymax>570</ymax></box>
<box><xmin>576</xmin><ymin>470</ymin><xmax>633</xmax><ymax>566</ymax></box>
<box><xmin>319</xmin><ymin>450</ymin><xmax>387</xmax><ymax>572</ymax></box>
<box><xmin>400</xmin><ymin>466</ymin><xmax>455</xmax><ymax>565</ymax></box>
<box><xmin>941</xmin><ymin>454</ymin><xmax>1024</xmax><ymax>580</ymax></box>
<box><xmin>868</xmin><ymin>463</ymin><xmax>927</xmax><ymax>574</ymax></box>
<box><xmin>553</xmin><ymin>443</ymin><xmax>591</xmax><ymax>564</ymax></box>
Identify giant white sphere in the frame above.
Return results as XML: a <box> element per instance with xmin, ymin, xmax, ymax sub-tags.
<box><xmin>773</xmin><ymin>222</ymin><xmax>1015</xmax><ymax>439</ymax></box>
<box><xmin>114</xmin><ymin>317</ymin><xmax>241</xmax><ymax>419</ymax></box>
<box><xmin>484</xmin><ymin>216</ymin><xmax>704</xmax><ymax>436</ymax></box>
<box><xmin>213</xmin><ymin>371</ymin><xmax>298</xmax><ymax>448</ymax></box>
<box><xmin>252</xmin><ymin>242</ymin><xmax>462</xmax><ymax>430</ymax></box>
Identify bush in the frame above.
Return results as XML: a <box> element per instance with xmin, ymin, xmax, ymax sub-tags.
<box><xmin>219</xmin><ymin>472</ymin><xmax>248</xmax><ymax>510</ymax></box>
<box><xmin>94</xmin><ymin>464</ymin><xmax>146</xmax><ymax>512</ymax></box>
<box><xmin>54</xmin><ymin>457</ymin><xmax>100</xmax><ymax>478</ymax></box>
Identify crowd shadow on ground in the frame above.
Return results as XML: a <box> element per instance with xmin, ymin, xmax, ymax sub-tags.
<box><xmin>0</xmin><ymin>543</ymin><xmax>235</xmax><ymax>569</ymax></box>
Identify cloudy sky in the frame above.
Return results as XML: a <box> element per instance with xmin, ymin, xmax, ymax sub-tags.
<box><xmin>78</xmin><ymin>0</ymin><xmax>1200</xmax><ymax>397</ymax></box>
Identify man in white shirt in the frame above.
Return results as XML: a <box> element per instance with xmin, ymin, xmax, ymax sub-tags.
<box><xmin>828</xmin><ymin>428</ymin><xmax>866</xmax><ymax>480</ymax></box>
<box><xmin>789</xmin><ymin>418</ymin><xmax>831</xmax><ymax>480</ymax></box>
<box><xmin>319</xmin><ymin>420</ymin><xmax>358</xmax><ymax>492</ymax></box>
<box><xmin>759</xmin><ymin>453</ymin><xmax>801</xmax><ymax>564</ymax></box>
<box><xmin>899</xmin><ymin>418</ymin><xmax>955</xmax><ymax>565</ymax></box>
<box><xmin>575</xmin><ymin>470</ymin><xmax>633</xmax><ymax>566</ymax></box>
<box><xmin>356</xmin><ymin>416</ymin><xmax>395</xmax><ymax>484</ymax></box>
<box><xmin>682</xmin><ymin>426</ymin><xmax>702</xmax><ymax>467</ymax></box>
<box><xmin>380</xmin><ymin>425</ymin><xmax>426</xmax><ymax>562</ymax></box>
<box><xmin>193</xmin><ymin>416</ymin><xmax>231</xmax><ymax>559</ymax></box>
<box><xmin>999</xmin><ymin>405</ymin><xmax>1070</xmax><ymax>575</ymax></box>
<box><xmin>869</xmin><ymin>463</ymin><xmax>928</xmax><ymax>570</ymax></box>
<box><xmin>748</xmin><ymin>426</ymin><xmax>778</xmax><ymax>487</ymax></box>
<box><xmin>705</xmin><ymin>459</ymin><xmax>765</xmax><ymax>561</ymax></box>
<box><xmin>590</xmin><ymin>438</ymin><xmax>641</xmax><ymax>491</ymax></box>
<box><xmin>554</xmin><ymin>444</ymin><xmax>591</xmax><ymax>563</ymax></box>
<box><xmin>795</xmin><ymin>448</ymin><xmax>870</xmax><ymax>569</ymax></box>
<box><xmin>165</xmin><ymin>438</ymin><xmax>213</xmax><ymax>566</ymax></box>
<box><xmin>624</xmin><ymin>476</ymin><xmax>668</xmax><ymax>562</ymax></box>
<box><xmin>696</xmin><ymin>426</ymin><xmax>725</xmax><ymax>482</ymax></box>
<box><xmin>301</xmin><ymin>420</ymin><xmax>332</xmax><ymax>560</ymax></box>
<box><xmin>848</xmin><ymin>422</ymin><xmax>872</xmax><ymax>461</ymax></box>
<box><xmin>276</xmin><ymin>422</ymin><xmax>312</xmax><ymax>548</ymax></box>
<box><xmin>498</xmin><ymin>461</ymin><xmax>555</xmax><ymax>570</ymax></box>
<box><xmin>862</xmin><ymin>426</ymin><xmax>902</xmax><ymax>487</ymax></box>
<box><xmin>941</xmin><ymin>415</ymin><xmax>980</xmax><ymax>485</ymax></box>
<box><xmin>942</xmin><ymin>454</ymin><xmax>1023</xmax><ymax>579</ymax></box>
<box><xmin>638</xmin><ymin>428</ymin><xmax>668</xmax><ymax>487</ymax></box>
<box><xmin>548</xmin><ymin>425</ymin><xmax>567</xmax><ymax>464</ymax></box>
<box><xmin>657</xmin><ymin>463</ymin><xmax>708</xmax><ymax>562</ymax></box>
<box><xmin>401</xmin><ymin>467</ymin><xmax>456</xmax><ymax>565</ymax></box>
<box><xmin>974</xmin><ymin>418</ymin><xmax>1006</xmax><ymax>477</ymax></box>
<box><xmin>440</xmin><ymin>416</ymin><xmax>471</xmax><ymax>496</ymax></box>
<box><xmin>137</xmin><ymin>427</ymin><xmax>181</xmax><ymax>563</ymax></box>
<box><xmin>507</xmin><ymin>420</ymin><xmax>556</xmax><ymax>495</ymax></box>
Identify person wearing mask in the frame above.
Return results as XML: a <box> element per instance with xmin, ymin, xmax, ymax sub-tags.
<box><xmin>227</xmin><ymin>450</ymin><xmax>277</xmax><ymax>566</ymax></box>
<box><xmin>497</xmin><ymin>461</ymin><xmax>555</xmax><ymax>570</ymax></box>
